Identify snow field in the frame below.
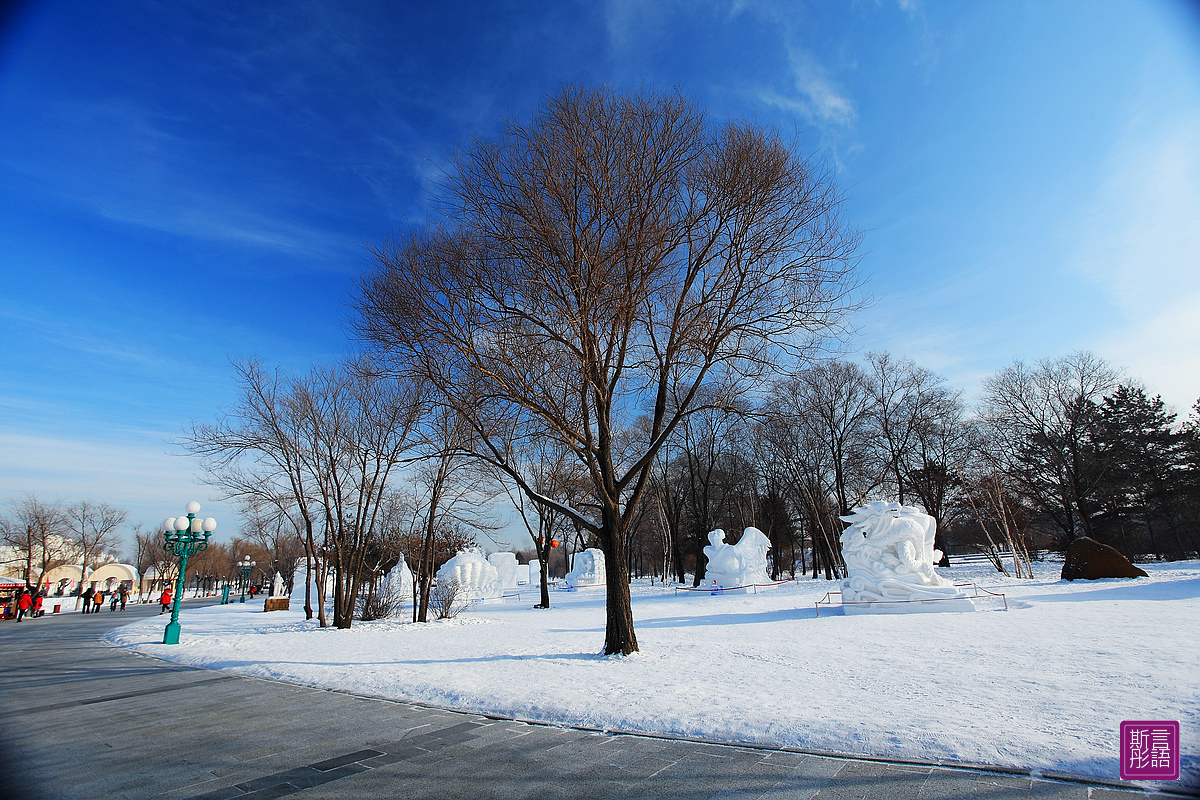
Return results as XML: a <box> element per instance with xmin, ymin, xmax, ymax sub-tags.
<box><xmin>106</xmin><ymin>560</ymin><xmax>1199</xmax><ymax>786</ymax></box>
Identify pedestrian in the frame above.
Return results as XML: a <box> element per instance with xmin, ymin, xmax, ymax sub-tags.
<box><xmin>159</xmin><ymin>588</ymin><xmax>172</xmax><ymax>615</ymax></box>
<box><xmin>109</xmin><ymin>591</ymin><xmax>119</xmax><ymax>612</ymax></box>
<box><xmin>119</xmin><ymin>587</ymin><xmax>128</xmax><ymax>611</ymax></box>
<box><xmin>93</xmin><ymin>589</ymin><xmax>104</xmax><ymax>613</ymax></box>
<box><xmin>82</xmin><ymin>585</ymin><xmax>94</xmax><ymax>613</ymax></box>
<box><xmin>32</xmin><ymin>592</ymin><xmax>44</xmax><ymax>618</ymax></box>
<box><xmin>16</xmin><ymin>589</ymin><xmax>31</xmax><ymax>622</ymax></box>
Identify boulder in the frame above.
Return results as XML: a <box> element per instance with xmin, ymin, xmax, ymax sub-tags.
<box><xmin>1061</xmin><ymin>537</ymin><xmax>1148</xmax><ymax>580</ymax></box>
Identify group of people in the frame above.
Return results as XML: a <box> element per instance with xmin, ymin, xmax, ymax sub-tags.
<box><xmin>80</xmin><ymin>585</ymin><xmax>131</xmax><ymax>613</ymax></box>
<box><xmin>12</xmin><ymin>587</ymin><xmax>44</xmax><ymax>621</ymax></box>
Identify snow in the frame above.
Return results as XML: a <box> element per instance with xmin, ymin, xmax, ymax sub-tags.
<box><xmin>106</xmin><ymin>559</ymin><xmax>1199</xmax><ymax>787</ymax></box>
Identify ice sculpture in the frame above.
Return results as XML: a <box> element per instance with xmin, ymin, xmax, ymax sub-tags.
<box><xmin>565</xmin><ymin>548</ymin><xmax>605</xmax><ymax>588</ymax></box>
<box><xmin>488</xmin><ymin>552</ymin><xmax>519</xmax><ymax>589</ymax></box>
<box><xmin>436</xmin><ymin>549</ymin><xmax>502</xmax><ymax>600</ymax></box>
<box><xmin>272</xmin><ymin>572</ymin><xmax>285</xmax><ymax>596</ymax></box>
<box><xmin>703</xmin><ymin>527</ymin><xmax>771</xmax><ymax>591</ymax></box>
<box><xmin>838</xmin><ymin>501</ymin><xmax>974</xmax><ymax>613</ymax></box>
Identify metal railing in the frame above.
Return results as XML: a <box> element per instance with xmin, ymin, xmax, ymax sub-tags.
<box><xmin>814</xmin><ymin>582</ymin><xmax>1007</xmax><ymax>616</ymax></box>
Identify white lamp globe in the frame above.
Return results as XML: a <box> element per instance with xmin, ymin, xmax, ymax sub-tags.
<box><xmin>185</xmin><ymin>501</ymin><xmax>201</xmax><ymax>514</ymax></box>
<box><xmin>202</xmin><ymin>518</ymin><xmax>217</xmax><ymax>532</ymax></box>
<box><xmin>189</xmin><ymin>517</ymin><xmax>203</xmax><ymax>533</ymax></box>
<box><xmin>174</xmin><ymin>517</ymin><xmax>189</xmax><ymax>531</ymax></box>
<box><xmin>163</xmin><ymin>518</ymin><xmax>175</xmax><ymax>532</ymax></box>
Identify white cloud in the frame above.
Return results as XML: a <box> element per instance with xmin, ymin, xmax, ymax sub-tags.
<box><xmin>1066</xmin><ymin>113</ymin><xmax>1200</xmax><ymax>410</ymax></box>
<box><xmin>0</xmin><ymin>432</ymin><xmax>239</xmax><ymax>546</ymax></box>
<box><xmin>785</xmin><ymin>46</ymin><xmax>856</xmax><ymax>127</ymax></box>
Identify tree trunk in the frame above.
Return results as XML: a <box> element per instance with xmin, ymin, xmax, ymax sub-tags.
<box><xmin>600</xmin><ymin>510</ymin><xmax>638</xmax><ymax>656</ymax></box>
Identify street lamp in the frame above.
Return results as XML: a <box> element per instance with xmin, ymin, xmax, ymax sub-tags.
<box><xmin>160</xmin><ymin>501</ymin><xmax>216</xmax><ymax>645</ymax></box>
<box><xmin>238</xmin><ymin>556</ymin><xmax>256</xmax><ymax>603</ymax></box>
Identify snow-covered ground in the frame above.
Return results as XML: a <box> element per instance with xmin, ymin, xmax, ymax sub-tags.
<box><xmin>107</xmin><ymin>559</ymin><xmax>1198</xmax><ymax>787</ymax></box>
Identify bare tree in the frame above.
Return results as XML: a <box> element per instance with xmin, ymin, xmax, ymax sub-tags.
<box><xmin>65</xmin><ymin>500</ymin><xmax>127</xmax><ymax>608</ymax></box>
<box><xmin>186</xmin><ymin>359</ymin><xmax>327</xmax><ymax>622</ymax></box>
<box><xmin>358</xmin><ymin>86</ymin><xmax>860</xmax><ymax>654</ymax></box>
<box><xmin>980</xmin><ymin>352</ymin><xmax>1122</xmax><ymax>548</ymax></box>
<box><xmin>1</xmin><ymin>495</ymin><xmax>70</xmax><ymax>590</ymax></box>
<box><xmin>288</xmin><ymin>359</ymin><xmax>422</xmax><ymax>628</ymax></box>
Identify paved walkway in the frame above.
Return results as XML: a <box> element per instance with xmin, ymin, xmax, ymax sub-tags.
<box><xmin>0</xmin><ymin>602</ymin><xmax>1166</xmax><ymax>800</ymax></box>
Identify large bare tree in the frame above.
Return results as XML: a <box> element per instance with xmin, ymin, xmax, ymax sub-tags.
<box><xmin>187</xmin><ymin>357</ymin><xmax>421</xmax><ymax>627</ymax></box>
<box><xmin>358</xmin><ymin>87</ymin><xmax>860</xmax><ymax>654</ymax></box>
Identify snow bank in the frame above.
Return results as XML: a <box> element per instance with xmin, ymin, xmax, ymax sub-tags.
<box><xmin>106</xmin><ymin>559</ymin><xmax>1199</xmax><ymax>786</ymax></box>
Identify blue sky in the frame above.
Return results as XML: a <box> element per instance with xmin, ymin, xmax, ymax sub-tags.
<box><xmin>1</xmin><ymin>0</ymin><xmax>1198</xmax><ymax>550</ymax></box>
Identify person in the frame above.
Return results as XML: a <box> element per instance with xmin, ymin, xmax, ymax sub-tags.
<box><xmin>15</xmin><ymin>589</ymin><xmax>31</xmax><ymax>622</ymax></box>
<box><xmin>32</xmin><ymin>592</ymin><xmax>44</xmax><ymax>618</ymax></box>
<box><xmin>82</xmin><ymin>585</ymin><xmax>95</xmax><ymax>613</ymax></box>
<box><xmin>119</xmin><ymin>587</ymin><xmax>128</xmax><ymax>611</ymax></box>
<box><xmin>159</xmin><ymin>588</ymin><xmax>172</xmax><ymax>614</ymax></box>
<box><xmin>92</xmin><ymin>589</ymin><xmax>104</xmax><ymax>613</ymax></box>
<box><xmin>109</xmin><ymin>590</ymin><xmax>119</xmax><ymax>612</ymax></box>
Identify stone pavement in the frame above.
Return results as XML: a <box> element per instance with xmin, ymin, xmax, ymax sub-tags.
<box><xmin>0</xmin><ymin>600</ymin><xmax>1170</xmax><ymax>800</ymax></box>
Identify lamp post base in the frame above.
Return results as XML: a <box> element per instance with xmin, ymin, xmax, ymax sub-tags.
<box><xmin>163</xmin><ymin>621</ymin><xmax>180</xmax><ymax>645</ymax></box>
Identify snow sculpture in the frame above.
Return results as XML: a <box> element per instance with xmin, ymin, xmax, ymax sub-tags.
<box><xmin>381</xmin><ymin>556</ymin><xmax>414</xmax><ymax>603</ymax></box>
<box><xmin>703</xmin><ymin>527</ymin><xmax>771</xmax><ymax>591</ymax></box>
<box><xmin>436</xmin><ymin>549</ymin><xmax>502</xmax><ymax>601</ymax></box>
<box><xmin>272</xmin><ymin>571</ymin><xmax>285</xmax><ymax>597</ymax></box>
<box><xmin>290</xmin><ymin>564</ymin><xmax>334</xmax><ymax>603</ymax></box>
<box><xmin>488</xmin><ymin>552</ymin><xmax>519</xmax><ymax>589</ymax></box>
<box><xmin>838</xmin><ymin>501</ymin><xmax>974</xmax><ymax>613</ymax></box>
<box><xmin>565</xmin><ymin>548</ymin><xmax>605</xmax><ymax>588</ymax></box>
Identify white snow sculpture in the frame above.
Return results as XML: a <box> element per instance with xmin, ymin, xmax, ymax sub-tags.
<box><xmin>488</xmin><ymin>552</ymin><xmax>519</xmax><ymax>589</ymax></box>
<box><xmin>838</xmin><ymin>501</ymin><xmax>974</xmax><ymax>613</ymax></box>
<box><xmin>436</xmin><ymin>549</ymin><xmax>502</xmax><ymax>601</ymax></box>
<box><xmin>272</xmin><ymin>571</ymin><xmax>285</xmax><ymax>597</ymax></box>
<box><xmin>290</xmin><ymin>563</ymin><xmax>334</xmax><ymax>604</ymax></box>
<box><xmin>702</xmin><ymin>527</ymin><xmax>772</xmax><ymax>591</ymax></box>
<box><xmin>514</xmin><ymin>563</ymin><xmax>531</xmax><ymax>585</ymax></box>
<box><xmin>565</xmin><ymin>548</ymin><xmax>605</xmax><ymax>588</ymax></box>
<box><xmin>381</xmin><ymin>556</ymin><xmax>414</xmax><ymax>605</ymax></box>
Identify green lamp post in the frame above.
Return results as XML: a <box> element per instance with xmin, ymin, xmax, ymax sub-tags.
<box><xmin>238</xmin><ymin>556</ymin><xmax>255</xmax><ymax>603</ymax></box>
<box><xmin>161</xmin><ymin>502</ymin><xmax>216</xmax><ymax>645</ymax></box>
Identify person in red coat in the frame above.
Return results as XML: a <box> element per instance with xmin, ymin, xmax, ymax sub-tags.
<box><xmin>32</xmin><ymin>593</ymin><xmax>44</xmax><ymax>618</ymax></box>
<box><xmin>16</xmin><ymin>589</ymin><xmax>32</xmax><ymax>622</ymax></box>
<box><xmin>159</xmin><ymin>588</ymin><xmax>173</xmax><ymax>615</ymax></box>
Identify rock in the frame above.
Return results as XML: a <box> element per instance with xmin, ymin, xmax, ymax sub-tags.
<box><xmin>1061</xmin><ymin>537</ymin><xmax>1148</xmax><ymax>580</ymax></box>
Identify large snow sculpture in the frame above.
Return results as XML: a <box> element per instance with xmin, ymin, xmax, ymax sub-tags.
<box><xmin>703</xmin><ymin>527</ymin><xmax>772</xmax><ymax>591</ymax></box>
<box><xmin>436</xmin><ymin>549</ymin><xmax>502</xmax><ymax>601</ymax></box>
<box><xmin>488</xmin><ymin>552</ymin><xmax>519</xmax><ymax>589</ymax></box>
<box><xmin>838</xmin><ymin>501</ymin><xmax>974</xmax><ymax>613</ymax></box>
<box><xmin>565</xmin><ymin>548</ymin><xmax>605</xmax><ymax>588</ymax></box>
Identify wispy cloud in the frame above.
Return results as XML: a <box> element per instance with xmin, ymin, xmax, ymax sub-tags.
<box><xmin>0</xmin><ymin>431</ymin><xmax>238</xmax><ymax>546</ymax></box>
<box><xmin>1065</xmin><ymin>111</ymin><xmax>1200</xmax><ymax>409</ymax></box>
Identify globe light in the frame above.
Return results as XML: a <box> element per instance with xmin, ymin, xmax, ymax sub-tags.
<box><xmin>174</xmin><ymin>517</ymin><xmax>189</xmax><ymax>531</ymax></box>
<box><xmin>185</xmin><ymin>501</ymin><xmax>201</xmax><ymax>514</ymax></box>
<box><xmin>163</xmin><ymin>517</ymin><xmax>176</xmax><ymax>533</ymax></box>
<box><xmin>202</xmin><ymin>518</ymin><xmax>217</xmax><ymax>532</ymax></box>
<box><xmin>190</xmin><ymin>517</ymin><xmax>203</xmax><ymax>533</ymax></box>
